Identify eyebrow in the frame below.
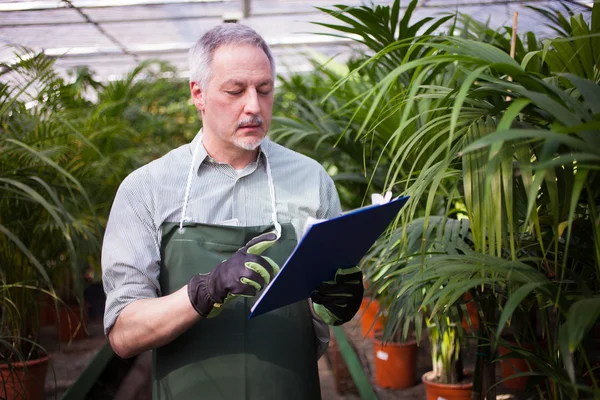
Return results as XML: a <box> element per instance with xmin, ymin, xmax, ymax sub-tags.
<box><xmin>221</xmin><ymin>79</ymin><xmax>273</xmax><ymax>88</ymax></box>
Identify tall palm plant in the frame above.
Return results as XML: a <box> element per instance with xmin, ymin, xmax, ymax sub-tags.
<box><xmin>0</xmin><ymin>48</ymin><xmax>101</xmax><ymax>362</ymax></box>
<box><xmin>1</xmin><ymin>48</ymin><xmax>200</xmax><ymax>393</ymax></box>
<box><xmin>273</xmin><ymin>0</ymin><xmax>598</xmax><ymax>398</ymax></box>
<box><xmin>334</xmin><ymin>3</ymin><xmax>599</xmax><ymax>399</ymax></box>
<box><xmin>271</xmin><ymin>0</ymin><xmax>454</xmax><ymax>209</ymax></box>
<box><xmin>272</xmin><ymin>58</ymin><xmax>384</xmax><ymax>209</ymax></box>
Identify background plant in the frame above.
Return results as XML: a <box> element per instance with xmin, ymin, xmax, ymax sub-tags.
<box><xmin>272</xmin><ymin>0</ymin><xmax>598</xmax><ymax>398</ymax></box>
<box><xmin>0</xmin><ymin>50</ymin><xmax>97</xmax><ymax>361</ymax></box>
<box><xmin>0</xmin><ymin>49</ymin><xmax>200</xmax><ymax>362</ymax></box>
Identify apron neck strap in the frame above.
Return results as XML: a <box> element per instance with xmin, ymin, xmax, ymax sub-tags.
<box><xmin>179</xmin><ymin>134</ymin><xmax>281</xmax><ymax>238</ymax></box>
<box><xmin>180</xmin><ymin>135</ymin><xmax>203</xmax><ymax>232</ymax></box>
<box><xmin>263</xmin><ymin>143</ymin><xmax>282</xmax><ymax>238</ymax></box>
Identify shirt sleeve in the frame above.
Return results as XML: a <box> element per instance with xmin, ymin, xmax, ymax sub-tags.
<box><xmin>102</xmin><ymin>168</ymin><xmax>162</xmax><ymax>336</ymax></box>
<box><xmin>316</xmin><ymin>167</ymin><xmax>342</xmax><ymax>220</ymax></box>
<box><xmin>312</xmin><ymin>166</ymin><xmax>343</xmax><ymax>358</ymax></box>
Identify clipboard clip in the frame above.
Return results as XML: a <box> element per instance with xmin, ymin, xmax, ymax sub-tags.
<box><xmin>371</xmin><ymin>191</ymin><xmax>393</xmax><ymax>205</ymax></box>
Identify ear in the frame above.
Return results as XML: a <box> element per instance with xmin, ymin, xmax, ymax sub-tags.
<box><xmin>190</xmin><ymin>81</ymin><xmax>205</xmax><ymax>112</ymax></box>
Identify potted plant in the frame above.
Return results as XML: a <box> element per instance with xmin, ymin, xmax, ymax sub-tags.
<box><xmin>363</xmin><ymin>217</ymin><xmax>477</xmax><ymax>396</ymax></box>
<box><xmin>272</xmin><ymin>0</ymin><xmax>598</xmax><ymax>397</ymax></box>
<box><xmin>421</xmin><ymin>317</ymin><xmax>472</xmax><ymax>400</ymax></box>
<box><xmin>1</xmin><ymin>49</ymin><xmax>102</xmax><ymax>398</ymax></box>
<box><xmin>50</xmin><ymin>260</ymin><xmax>89</xmax><ymax>343</ymax></box>
<box><xmin>370</xmin><ymin>314</ymin><xmax>419</xmax><ymax>390</ymax></box>
<box><xmin>0</xmin><ymin>276</ymin><xmax>52</xmax><ymax>400</ymax></box>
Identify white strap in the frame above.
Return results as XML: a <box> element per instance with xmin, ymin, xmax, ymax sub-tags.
<box><xmin>263</xmin><ymin>146</ymin><xmax>282</xmax><ymax>238</ymax></box>
<box><xmin>179</xmin><ymin>135</ymin><xmax>281</xmax><ymax>237</ymax></box>
<box><xmin>179</xmin><ymin>136</ymin><xmax>203</xmax><ymax>232</ymax></box>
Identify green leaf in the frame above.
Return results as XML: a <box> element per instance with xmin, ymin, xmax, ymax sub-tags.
<box><xmin>521</xmin><ymin>50</ymin><xmax>542</xmax><ymax>70</ymax></box>
<box><xmin>461</xmin><ymin>129</ymin><xmax>594</xmax><ymax>155</ymax></box>
<box><xmin>559</xmin><ymin>73</ymin><xmax>600</xmax><ymax>115</ymax></box>
<box><xmin>0</xmin><ymin>225</ymin><xmax>53</xmax><ymax>287</ymax></box>
<box><xmin>497</xmin><ymin>98</ymin><xmax>531</xmax><ymax>131</ymax></box>
<box><xmin>445</xmin><ymin>37</ymin><xmax>521</xmax><ymax>67</ymax></box>
<box><xmin>450</xmin><ymin>66</ymin><xmax>487</xmax><ymax>147</ymax></box>
<box><xmin>496</xmin><ymin>282</ymin><xmax>546</xmax><ymax>343</ymax></box>
<box><xmin>566</xmin><ymin>298</ymin><xmax>600</xmax><ymax>353</ymax></box>
<box><xmin>400</xmin><ymin>0</ymin><xmax>419</xmax><ymax>38</ymax></box>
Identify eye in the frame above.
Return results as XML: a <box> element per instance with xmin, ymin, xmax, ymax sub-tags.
<box><xmin>258</xmin><ymin>88</ymin><xmax>273</xmax><ymax>95</ymax></box>
<box><xmin>226</xmin><ymin>90</ymin><xmax>243</xmax><ymax>95</ymax></box>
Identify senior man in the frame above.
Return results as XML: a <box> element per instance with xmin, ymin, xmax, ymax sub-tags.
<box><xmin>102</xmin><ymin>23</ymin><xmax>363</xmax><ymax>400</ymax></box>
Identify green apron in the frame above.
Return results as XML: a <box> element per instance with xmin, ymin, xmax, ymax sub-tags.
<box><xmin>152</xmin><ymin>136</ymin><xmax>321</xmax><ymax>400</ymax></box>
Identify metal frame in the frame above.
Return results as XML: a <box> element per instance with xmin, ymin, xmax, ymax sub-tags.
<box><xmin>0</xmin><ymin>0</ymin><xmax>230</xmax><ymax>12</ymax></box>
<box><xmin>61</xmin><ymin>0</ymin><xmax>140</xmax><ymax>62</ymax></box>
<box><xmin>0</xmin><ymin>0</ymin><xmax>592</xmax><ymax>79</ymax></box>
<box><xmin>0</xmin><ymin>9</ymin><xmax>327</xmax><ymax>28</ymax></box>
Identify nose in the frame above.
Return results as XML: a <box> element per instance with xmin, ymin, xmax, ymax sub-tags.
<box><xmin>243</xmin><ymin>88</ymin><xmax>260</xmax><ymax>115</ymax></box>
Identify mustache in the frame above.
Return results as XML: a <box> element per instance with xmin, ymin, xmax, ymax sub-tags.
<box><xmin>237</xmin><ymin>116</ymin><xmax>263</xmax><ymax>129</ymax></box>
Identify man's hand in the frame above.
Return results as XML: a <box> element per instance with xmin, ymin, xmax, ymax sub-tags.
<box><xmin>311</xmin><ymin>267</ymin><xmax>364</xmax><ymax>326</ymax></box>
<box><xmin>187</xmin><ymin>231</ymin><xmax>279</xmax><ymax>318</ymax></box>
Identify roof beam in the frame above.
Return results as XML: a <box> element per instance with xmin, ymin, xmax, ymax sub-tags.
<box><xmin>0</xmin><ymin>0</ymin><xmax>228</xmax><ymax>12</ymax></box>
<box><xmin>61</xmin><ymin>0</ymin><xmax>140</xmax><ymax>62</ymax></box>
<box><xmin>41</xmin><ymin>36</ymin><xmax>353</xmax><ymax>58</ymax></box>
<box><xmin>0</xmin><ymin>9</ymin><xmax>326</xmax><ymax>28</ymax></box>
<box><xmin>410</xmin><ymin>0</ymin><xmax>589</xmax><ymax>8</ymax></box>
<box><xmin>242</xmin><ymin>0</ymin><xmax>251</xmax><ymax>18</ymax></box>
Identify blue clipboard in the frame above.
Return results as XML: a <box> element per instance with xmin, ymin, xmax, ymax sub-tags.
<box><xmin>249</xmin><ymin>195</ymin><xmax>409</xmax><ymax>319</ymax></box>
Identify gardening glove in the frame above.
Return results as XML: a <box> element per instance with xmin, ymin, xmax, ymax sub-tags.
<box><xmin>187</xmin><ymin>231</ymin><xmax>280</xmax><ymax>318</ymax></box>
<box><xmin>311</xmin><ymin>266</ymin><xmax>364</xmax><ymax>326</ymax></box>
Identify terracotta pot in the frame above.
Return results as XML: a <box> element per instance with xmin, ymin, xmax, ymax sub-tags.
<box><xmin>358</xmin><ymin>297</ymin><xmax>385</xmax><ymax>338</ymax></box>
<box><xmin>498</xmin><ymin>342</ymin><xmax>534</xmax><ymax>390</ymax></box>
<box><xmin>0</xmin><ymin>356</ymin><xmax>50</xmax><ymax>400</ymax></box>
<box><xmin>372</xmin><ymin>336</ymin><xmax>417</xmax><ymax>389</ymax></box>
<box><xmin>422</xmin><ymin>371</ymin><xmax>473</xmax><ymax>400</ymax></box>
<box><xmin>37</xmin><ymin>294</ymin><xmax>56</xmax><ymax>327</ymax></box>
<box><xmin>57</xmin><ymin>304</ymin><xmax>87</xmax><ymax>342</ymax></box>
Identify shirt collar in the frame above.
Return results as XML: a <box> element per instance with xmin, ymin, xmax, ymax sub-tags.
<box><xmin>190</xmin><ymin>129</ymin><xmax>270</xmax><ymax>173</ymax></box>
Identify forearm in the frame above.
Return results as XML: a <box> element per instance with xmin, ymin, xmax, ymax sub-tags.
<box><xmin>108</xmin><ymin>285</ymin><xmax>201</xmax><ymax>359</ymax></box>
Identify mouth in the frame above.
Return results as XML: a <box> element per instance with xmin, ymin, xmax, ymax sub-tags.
<box><xmin>237</xmin><ymin>124</ymin><xmax>262</xmax><ymax>131</ymax></box>
<box><xmin>237</xmin><ymin>115</ymin><xmax>264</xmax><ymax>132</ymax></box>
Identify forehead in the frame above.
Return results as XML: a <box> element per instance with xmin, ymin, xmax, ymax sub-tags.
<box><xmin>210</xmin><ymin>44</ymin><xmax>272</xmax><ymax>83</ymax></box>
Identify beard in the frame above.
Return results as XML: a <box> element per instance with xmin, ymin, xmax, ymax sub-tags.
<box><xmin>232</xmin><ymin>115</ymin><xmax>265</xmax><ymax>151</ymax></box>
<box><xmin>232</xmin><ymin>135</ymin><xmax>263</xmax><ymax>151</ymax></box>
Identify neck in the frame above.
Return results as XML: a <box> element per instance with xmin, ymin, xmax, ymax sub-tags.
<box><xmin>201</xmin><ymin>130</ymin><xmax>260</xmax><ymax>170</ymax></box>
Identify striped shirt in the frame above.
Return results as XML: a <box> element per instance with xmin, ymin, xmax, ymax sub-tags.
<box><xmin>101</xmin><ymin>132</ymin><xmax>342</xmax><ymax>355</ymax></box>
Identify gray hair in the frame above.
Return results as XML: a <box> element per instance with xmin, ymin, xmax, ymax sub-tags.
<box><xmin>188</xmin><ymin>24</ymin><xmax>276</xmax><ymax>90</ymax></box>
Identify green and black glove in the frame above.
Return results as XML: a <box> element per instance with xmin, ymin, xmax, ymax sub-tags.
<box><xmin>187</xmin><ymin>231</ymin><xmax>279</xmax><ymax>318</ymax></box>
<box><xmin>311</xmin><ymin>267</ymin><xmax>364</xmax><ymax>326</ymax></box>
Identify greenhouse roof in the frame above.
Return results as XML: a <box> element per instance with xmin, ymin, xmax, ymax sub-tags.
<box><xmin>0</xmin><ymin>0</ymin><xmax>593</xmax><ymax>82</ymax></box>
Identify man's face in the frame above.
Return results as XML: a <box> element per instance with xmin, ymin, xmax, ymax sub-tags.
<box><xmin>192</xmin><ymin>44</ymin><xmax>274</xmax><ymax>152</ymax></box>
